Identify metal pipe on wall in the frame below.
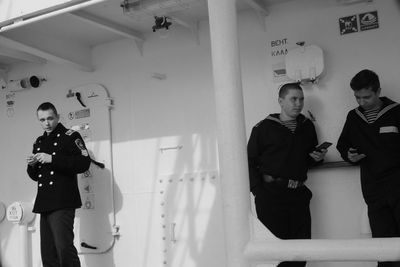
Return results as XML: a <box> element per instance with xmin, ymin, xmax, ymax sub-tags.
<box><xmin>20</xmin><ymin>225</ymin><xmax>29</xmax><ymax>267</ymax></box>
<box><xmin>0</xmin><ymin>0</ymin><xmax>108</xmax><ymax>32</ymax></box>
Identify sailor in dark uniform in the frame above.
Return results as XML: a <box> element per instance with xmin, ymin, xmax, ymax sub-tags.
<box><xmin>248</xmin><ymin>83</ymin><xmax>327</xmax><ymax>267</ymax></box>
<box><xmin>27</xmin><ymin>102</ymin><xmax>90</xmax><ymax>267</ymax></box>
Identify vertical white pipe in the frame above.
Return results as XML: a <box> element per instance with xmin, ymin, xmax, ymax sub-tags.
<box><xmin>207</xmin><ymin>1</ymin><xmax>251</xmax><ymax>267</ymax></box>
<box><xmin>19</xmin><ymin>225</ymin><xmax>29</xmax><ymax>267</ymax></box>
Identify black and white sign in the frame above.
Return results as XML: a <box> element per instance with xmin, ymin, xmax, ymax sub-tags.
<box><xmin>359</xmin><ymin>11</ymin><xmax>379</xmax><ymax>31</ymax></box>
<box><xmin>339</xmin><ymin>15</ymin><xmax>358</xmax><ymax>35</ymax></box>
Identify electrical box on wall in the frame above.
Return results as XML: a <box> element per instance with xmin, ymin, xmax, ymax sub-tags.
<box><xmin>285</xmin><ymin>44</ymin><xmax>324</xmax><ymax>83</ymax></box>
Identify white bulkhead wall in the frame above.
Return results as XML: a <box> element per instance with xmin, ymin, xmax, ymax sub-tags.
<box><xmin>1</xmin><ymin>0</ymin><xmax>400</xmax><ymax>267</ymax></box>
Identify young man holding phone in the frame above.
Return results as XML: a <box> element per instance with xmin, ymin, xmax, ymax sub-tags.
<box><xmin>337</xmin><ymin>69</ymin><xmax>400</xmax><ymax>267</ymax></box>
<box><xmin>248</xmin><ymin>82</ymin><xmax>328</xmax><ymax>267</ymax></box>
<box><xmin>27</xmin><ymin>102</ymin><xmax>90</xmax><ymax>267</ymax></box>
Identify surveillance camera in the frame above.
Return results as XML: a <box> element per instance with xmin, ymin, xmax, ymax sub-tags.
<box><xmin>152</xmin><ymin>16</ymin><xmax>172</xmax><ymax>32</ymax></box>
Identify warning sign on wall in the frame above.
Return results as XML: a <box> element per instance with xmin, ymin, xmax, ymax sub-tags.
<box><xmin>359</xmin><ymin>11</ymin><xmax>379</xmax><ymax>31</ymax></box>
<box><xmin>339</xmin><ymin>11</ymin><xmax>379</xmax><ymax>35</ymax></box>
<box><xmin>339</xmin><ymin>15</ymin><xmax>358</xmax><ymax>35</ymax></box>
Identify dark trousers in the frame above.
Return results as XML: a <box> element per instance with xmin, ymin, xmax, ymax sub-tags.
<box><xmin>255</xmin><ymin>183</ymin><xmax>312</xmax><ymax>267</ymax></box>
<box><xmin>368</xmin><ymin>195</ymin><xmax>400</xmax><ymax>267</ymax></box>
<box><xmin>40</xmin><ymin>209</ymin><xmax>80</xmax><ymax>267</ymax></box>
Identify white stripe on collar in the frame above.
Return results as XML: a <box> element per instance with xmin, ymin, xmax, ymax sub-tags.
<box><xmin>355</xmin><ymin>102</ymin><xmax>399</xmax><ymax>123</ymax></box>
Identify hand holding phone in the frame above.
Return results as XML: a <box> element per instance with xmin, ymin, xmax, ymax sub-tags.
<box><xmin>314</xmin><ymin>142</ymin><xmax>332</xmax><ymax>152</ymax></box>
<box><xmin>27</xmin><ymin>154</ymin><xmax>38</xmax><ymax>166</ymax></box>
<box><xmin>349</xmin><ymin>148</ymin><xmax>358</xmax><ymax>153</ymax></box>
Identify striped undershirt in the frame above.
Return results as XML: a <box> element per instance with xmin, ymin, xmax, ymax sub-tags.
<box><xmin>281</xmin><ymin>119</ymin><xmax>297</xmax><ymax>132</ymax></box>
<box><xmin>363</xmin><ymin>106</ymin><xmax>380</xmax><ymax>123</ymax></box>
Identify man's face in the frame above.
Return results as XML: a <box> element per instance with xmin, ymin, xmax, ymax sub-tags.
<box><xmin>354</xmin><ymin>87</ymin><xmax>381</xmax><ymax>110</ymax></box>
<box><xmin>279</xmin><ymin>88</ymin><xmax>304</xmax><ymax>120</ymax></box>
<box><xmin>37</xmin><ymin>109</ymin><xmax>59</xmax><ymax>134</ymax></box>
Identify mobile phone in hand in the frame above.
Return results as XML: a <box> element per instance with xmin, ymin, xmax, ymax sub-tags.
<box><xmin>315</xmin><ymin>142</ymin><xmax>332</xmax><ymax>152</ymax></box>
<box><xmin>349</xmin><ymin>148</ymin><xmax>358</xmax><ymax>153</ymax></box>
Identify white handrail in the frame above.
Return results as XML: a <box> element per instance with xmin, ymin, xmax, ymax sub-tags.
<box><xmin>245</xmin><ymin>238</ymin><xmax>400</xmax><ymax>262</ymax></box>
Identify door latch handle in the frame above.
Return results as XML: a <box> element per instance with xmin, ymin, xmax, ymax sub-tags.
<box><xmin>81</xmin><ymin>242</ymin><xmax>97</xmax><ymax>250</ymax></box>
<box><xmin>171</xmin><ymin>223</ymin><xmax>177</xmax><ymax>243</ymax></box>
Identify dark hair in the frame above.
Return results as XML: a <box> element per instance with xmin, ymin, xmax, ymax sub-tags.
<box><xmin>278</xmin><ymin>82</ymin><xmax>303</xmax><ymax>98</ymax></box>
<box><xmin>350</xmin><ymin>69</ymin><xmax>380</xmax><ymax>92</ymax></box>
<box><xmin>37</xmin><ymin>102</ymin><xmax>58</xmax><ymax>115</ymax></box>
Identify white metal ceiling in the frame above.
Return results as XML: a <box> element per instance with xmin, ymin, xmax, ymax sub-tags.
<box><xmin>0</xmin><ymin>0</ymin><xmax>365</xmax><ymax>73</ymax></box>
